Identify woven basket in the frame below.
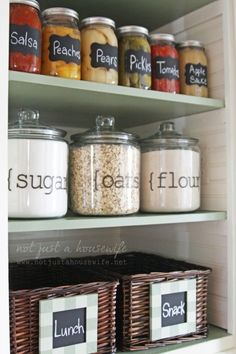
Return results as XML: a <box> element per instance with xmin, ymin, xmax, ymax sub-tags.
<box><xmin>9</xmin><ymin>260</ymin><xmax>119</xmax><ymax>354</ymax></box>
<box><xmin>66</xmin><ymin>252</ymin><xmax>211</xmax><ymax>351</ymax></box>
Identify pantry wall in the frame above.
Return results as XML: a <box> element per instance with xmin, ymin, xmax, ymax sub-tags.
<box><xmin>3</xmin><ymin>0</ymin><xmax>236</xmax><ymax>353</ymax></box>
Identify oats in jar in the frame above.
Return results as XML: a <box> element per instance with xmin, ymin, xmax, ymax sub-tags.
<box><xmin>69</xmin><ymin>116</ymin><xmax>140</xmax><ymax>215</ymax></box>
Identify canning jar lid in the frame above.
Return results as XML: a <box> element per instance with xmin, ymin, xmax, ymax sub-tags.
<box><xmin>8</xmin><ymin>109</ymin><xmax>67</xmax><ymax>141</ymax></box>
<box><xmin>10</xmin><ymin>0</ymin><xmax>40</xmax><ymax>11</ymax></box>
<box><xmin>149</xmin><ymin>33</ymin><xmax>175</xmax><ymax>43</ymax></box>
<box><xmin>80</xmin><ymin>17</ymin><xmax>115</xmax><ymax>29</ymax></box>
<box><xmin>117</xmin><ymin>25</ymin><xmax>149</xmax><ymax>37</ymax></box>
<box><xmin>71</xmin><ymin>116</ymin><xmax>138</xmax><ymax>145</ymax></box>
<box><xmin>141</xmin><ymin>122</ymin><xmax>198</xmax><ymax>149</ymax></box>
<box><xmin>42</xmin><ymin>7</ymin><xmax>79</xmax><ymax>21</ymax></box>
<box><xmin>178</xmin><ymin>40</ymin><xmax>204</xmax><ymax>48</ymax></box>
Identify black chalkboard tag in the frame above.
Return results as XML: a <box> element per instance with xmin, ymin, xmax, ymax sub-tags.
<box><xmin>90</xmin><ymin>43</ymin><xmax>118</xmax><ymax>70</ymax></box>
<box><xmin>154</xmin><ymin>56</ymin><xmax>179</xmax><ymax>80</ymax></box>
<box><xmin>10</xmin><ymin>24</ymin><xmax>41</xmax><ymax>57</ymax></box>
<box><xmin>185</xmin><ymin>63</ymin><xmax>208</xmax><ymax>87</ymax></box>
<box><xmin>49</xmin><ymin>34</ymin><xmax>81</xmax><ymax>64</ymax></box>
<box><xmin>125</xmin><ymin>49</ymin><xmax>151</xmax><ymax>75</ymax></box>
<box><xmin>161</xmin><ymin>291</ymin><xmax>187</xmax><ymax>327</ymax></box>
<box><xmin>53</xmin><ymin>308</ymin><xmax>86</xmax><ymax>348</ymax></box>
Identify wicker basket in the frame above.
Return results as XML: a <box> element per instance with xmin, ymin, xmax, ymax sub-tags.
<box><xmin>66</xmin><ymin>252</ymin><xmax>212</xmax><ymax>351</ymax></box>
<box><xmin>9</xmin><ymin>260</ymin><xmax>119</xmax><ymax>354</ymax></box>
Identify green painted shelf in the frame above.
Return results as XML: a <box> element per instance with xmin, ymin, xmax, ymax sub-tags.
<box><xmin>8</xmin><ymin>211</ymin><xmax>227</xmax><ymax>233</ymax></box>
<box><xmin>9</xmin><ymin>71</ymin><xmax>224</xmax><ymax>129</ymax></box>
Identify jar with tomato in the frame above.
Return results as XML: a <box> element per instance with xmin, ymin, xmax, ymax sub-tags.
<box><xmin>9</xmin><ymin>0</ymin><xmax>42</xmax><ymax>73</ymax></box>
<box><xmin>150</xmin><ymin>33</ymin><xmax>180</xmax><ymax>93</ymax></box>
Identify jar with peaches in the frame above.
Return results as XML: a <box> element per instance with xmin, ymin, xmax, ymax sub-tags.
<box><xmin>41</xmin><ymin>7</ymin><xmax>81</xmax><ymax>79</ymax></box>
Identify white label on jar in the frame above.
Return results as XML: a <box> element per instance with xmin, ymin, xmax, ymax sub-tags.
<box><xmin>8</xmin><ymin>139</ymin><xmax>68</xmax><ymax>218</ymax></box>
<box><xmin>141</xmin><ymin>149</ymin><xmax>200</xmax><ymax>212</ymax></box>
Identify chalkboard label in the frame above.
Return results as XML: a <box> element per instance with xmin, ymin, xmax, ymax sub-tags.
<box><xmin>125</xmin><ymin>49</ymin><xmax>151</xmax><ymax>75</ymax></box>
<box><xmin>10</xmin><ymin>24</ymin><xmax>41</xmax><ymax>57</ymax></box>
<box><xmin>90</xmin><ymin>43</ymin><xmax>118</xmax><ymax>70</ymax></box>
<box><xmin>161</xmin><ymin>291</ymin><xmax>187</xmax><ymax>327</ymax></box>
<box><xmin>49</xmin><ymin>34</ymin><xmax>81</xmax><ymax>64</ymax></box>
<box><xmin>53</xmin><ymin>308</ymin><xmax>86</xmax><ymax>348</ymax></box>
<box><xmin>150</xmin><ymin>279</ymin><xmax>196</xmax><ymax>341</ymax></box>
<box><xmin>39</xmin><ymin>294</ymin><xmax>98</xmax><ymax>354</ymax></box>
<box><xmin>154</xmin><ymin>56</ymin><xmax>179</xmax><ymax>80</ymax></box>
<box><xmin>185</xmin><ymin>63</ymin><xmax>208</xmax><ymax>87</ymax></box>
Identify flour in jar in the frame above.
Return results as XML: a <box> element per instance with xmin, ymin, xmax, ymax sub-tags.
<box><xmin>141</xmin><ymin>149</ymin><xmax>200</xmax><ymax>212</ymax></box>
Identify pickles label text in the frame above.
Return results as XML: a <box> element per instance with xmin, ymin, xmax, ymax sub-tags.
<box><xmin>49</xmin><ymin>34</ymin><xmax>81</xmax><ymax>64</ymax></box>
<box><xmin>10</xmin><ymin>24</ymin><xmax>41</xmax><ymax>57</ymax></box>
<box><xmin>125</xmin><ymin>49</ymin><xmax>151</xmax><ymax>75</ymax></box>
<box><xmin>154</xmin><ymin>56</ymin><xmax>179</xmax><ymax>80</ymax></box>
<box><xmin>185</xmin><ymin>63</ymin><xmax>208</xmax><ymax>87</ymax></box>
<box><xmin>8</xmin><ymin>169</ymin><xmax>67</xmax><ymax>195</ymax></box>
<box><xmin>90</xmin><ymin>43</ymin><xmax>118</xmax><ymax>70</ymax></box>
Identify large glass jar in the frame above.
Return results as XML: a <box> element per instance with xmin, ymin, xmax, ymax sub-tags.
<box><xmin>80</xmin><ymin>17</ymin><xmax>118</xmax><ymax>84</ymax></box>
<box><xmin>8</xmin><ymin>109</ymin><xmax>68</xmax><ymax>218</ymax></box>
<box><xmin>141</xmin><ymin>122</ymin><xmax>200</xmax><ymax>212</ymax></box>
<box><xmin>69</xmin><ymin>116</ymin><xmax>140</xmax><ymax>215</ymax></box>
<box><xmin>150</xmin><ymin>33</ymin><xmax>179</xmax><ymax>93</ymax></box>
<box><xmin>178</xmin><ymin>40</ymin><xmax>208</xmax><ymax>97</ymax></box>
<box><xmin>117</xmin><ymin>26</ymin><xmax>151</xmax><ymax>89</ymax></box>
<box><xmin>9</xmin><ymin>0</ymin><xmax>42</xmax><ymax>73</ymax></box>
<box><xmin>42</xmin><ymin>7</ymin><xmax>81</xmax><ymax>79</ymax></box>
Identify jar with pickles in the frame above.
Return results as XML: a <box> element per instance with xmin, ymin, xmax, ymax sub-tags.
<box><xmin>41</xmin><ymin>7</ymin><xmax>81</xmax><ymax>79</ymax></box>
<box><xmin>80</xmin><ymin>17</ymin><xmax>118</xmax><ymax>84</ymax></box>
<box><xmin>178</xmin><ymin>40</ymin><xmax>208</xmax><ymax>97</ymax></box>
<box><xmin>117</xmin><ymin>26</ymin><xmax>151</xmax><ymax>89</ymax></box>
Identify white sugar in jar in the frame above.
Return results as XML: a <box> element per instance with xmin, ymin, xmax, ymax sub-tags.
<box><xmin>141</xmin><ymin>122</ymin><xmax>200</xmax><ymax>212</ymax></box>
<box><xmin>8</xmin><ymin>109</ymin><xmax>68</xmax><ymax>218</ymax></box>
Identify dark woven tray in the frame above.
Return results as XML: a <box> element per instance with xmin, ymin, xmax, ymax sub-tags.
<box><xmin>9</xmin><ymin>261</ymin><xmax>119</xmax><ymax>354</ymax></box>
<box><xmin>65</xmin><ymin>252</ymin><xmax>212</xmax><ymax>351</ymax></box>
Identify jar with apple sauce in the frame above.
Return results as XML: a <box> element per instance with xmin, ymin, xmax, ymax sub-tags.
<box><xmin>178</xmin><ymin>40</ymin><xmax>208</xmax><ymax>97</ymax></box>
<box><xmin>141</xmin><ymin>122</ymin><xmax>200</xmax><ymax>212</ymax></box>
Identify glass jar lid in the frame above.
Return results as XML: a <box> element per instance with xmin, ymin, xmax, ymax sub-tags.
<box><xmin>117</xmin><ymin>25</ymin><xmax>149</xmax><ymax>37</ymax></box>
<box><xmin>42</xmin><ymin>7</ymin><xmax>79</xmax><ymax>21</ymax></box>
<box><xmin>80</xmin><ymin>17</ymin><xmax>115</xmax><ymax>29</ymax></box>
<box><xmin>141</xmin><ymin>121</ymin><xmax>198</xmax><ymax>148</ymax></box>
<box><xmin>8</xmin><ymin>109</ymin><xmax>67</xmax><ymax>140</ymax></box>
<box><xmin>71</xmin><ymin>116</ymin><xmax>138</xmax><ymax>145</ymax></box>
<box><xmin>149</xmin><ymin>33</ymin><xmax>175</xmax><ymax>43</ymax></box>
<box><xmin>178</xmin><ymin>40</ymin><xmax>204</xmax><ymax>49</ymax></box>
<box><xmin>10</xmin><ymin>0</ymin><xmax>40</xmax><ymax>11</ymax></box>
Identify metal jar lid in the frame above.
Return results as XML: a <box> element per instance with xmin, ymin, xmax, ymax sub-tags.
<box><xmin>8</xmin><ymin>109</ymin><xmax>67</xmax><ymax>141</ymax></box>
<box><xmin>149</xmin><ymin>33</ymin><xmax>176</xmax><ymax>44</ymax></box>
<box><xmin>80</xmin><ymin>17</ymin><xmax>115</xmax><ymax>29</ymax></box>
<box><xmin>71</xmin><ymin>116</ymin><xmax>138</xmax><ymax>145</ymax></box>
<box><xmin>10</xmin><ymin>0</ymin><xmax>40</xmax><ymax>11</ymax></box>
<box><xmin>141</xmin><ymin>121</ymin><xmax>199</xmax><ymax>149</ymax></box>
<box><xmin>178</xmin><ymin>40</ymin><xmax>204</xmax><ymax>49</ymax></box>
<box><xmin>117</xmin><ymin>25</ymin><xmax>149</xmax><ymax>37</ymax></box>
<box><xmin>42</xmin><ymin>7</ymin><xmax>79</xmax><ymax>21</ymax></box>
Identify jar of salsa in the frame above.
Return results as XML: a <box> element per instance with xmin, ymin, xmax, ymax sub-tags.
<box><xmin>178</xmin><ymin>40</ymin><xmax>208</xmax><ymax>97</ymax></box>
<box><xmin>9</xmin><ymin>0</ymin><xmax>42</xmax><ymax>73</ymax></box>
<box><xmin>150</xmin><ymin>33</ymin><xmax>179</xmax><ymax>93</ymax></box>
<box><xmin>42</xmin><ymin>8</ymin><xmax>81</xmax><ymax>79</ymax></box>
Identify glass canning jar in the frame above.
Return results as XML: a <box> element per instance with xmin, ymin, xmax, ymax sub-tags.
<box><xmin>42</xmin><ymin>7</ymin><xmax>81</xmax><ymax>79</ymax></box>
<box><xmin>178</xmin><ymin>40</ymin><xmax>208</xmax><ymax>97</ymax></box>
<box><xmin>141</xmin><ymin>122</ymin><xmax>200</xmax><ymax>212</ymax></box>
<box><xmin>69</xmin><ymin>116</ymin><xmax>140</xmax><ymax>215</ymax></box>
<box><xmin>150</xmin><ymin>33</ymin><xmax>180</xmax><ymax>93</ymax></box>
<box><xmin>80</xmin><ymin>17</ymin><xmax>118</xmax><ymax>84</ymax></box>
<box><xmin>117</xmin><ymin>25</ymin><xmax>151</xmax><ymax>89</ymax></box>
<box><xmin>9</xmin><ymin>0</ymin><xmax>42</xmax><ymax>73</ymax></box>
